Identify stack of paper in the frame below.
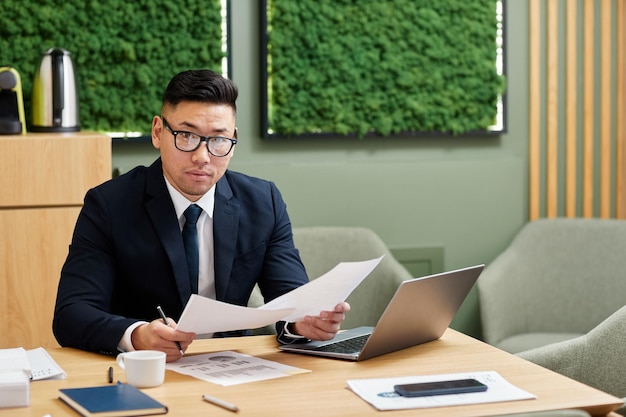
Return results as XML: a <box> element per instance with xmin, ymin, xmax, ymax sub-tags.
<box><xmin>0</xmin><ymin>348</ymin><xmax>30</xmax><ymax>408</ymax></box>
<box><xmin>0</xmin><ymin>370</ymin><xmax>29</xmax><ymax>408</ymax></box>
<box><xmin>0</xmin><ymin>346</ymin><xmax>66</xmax><ymax>381</ymax></box>
<box><xmin>0</xmin><ymin>348</ymin><xmax>30</xmax><ymax>377</ymax></box>
<box><xmin>0</xmin><ymin>346</ymin><xmax>67</xmax><ymax>408</ymax></box>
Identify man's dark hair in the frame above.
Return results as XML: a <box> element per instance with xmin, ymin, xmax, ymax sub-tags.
<box><xmin>162</xmin><ymin>69</ymin><xmax>238</xmax><ymax>112</ymax></box>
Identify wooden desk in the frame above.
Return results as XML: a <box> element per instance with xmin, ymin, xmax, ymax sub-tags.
<box><xmin>11</xmin><ymin>330</ymin><xmax>623</xmax><ymax>417</ymax></box>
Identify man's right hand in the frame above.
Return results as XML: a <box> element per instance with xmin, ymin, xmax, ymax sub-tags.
<box><xmin>131</xmin><ymin>318</ymin><xmax>196</xmax><ymax>362</ymax></box>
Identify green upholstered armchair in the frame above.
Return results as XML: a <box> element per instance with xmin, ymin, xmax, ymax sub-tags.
<box><xmin>477</xmin><ymin>218</ymin><xmax>626</xmax><ymax>354</ymax></box>
<box><xmin>518</xmin><ymin>305</ymin><xmax>626</xmax><ymax>416</ymax></box>
<box><xmin>248</xmin><ymin>226</ymin><xmax>414</xmax><ymax>334</ymax></box>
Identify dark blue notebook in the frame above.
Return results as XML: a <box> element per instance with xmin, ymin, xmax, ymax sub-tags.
<box><xmin>59</xmin><ymin>383</ymin><xmax>168</xmax><ymax>416</ymax></box>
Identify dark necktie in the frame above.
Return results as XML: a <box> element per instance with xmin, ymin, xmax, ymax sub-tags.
<box><xmin>182</xmin><ymin>204</ymin><xmax>202</xmax><ymax>294</ymax></box>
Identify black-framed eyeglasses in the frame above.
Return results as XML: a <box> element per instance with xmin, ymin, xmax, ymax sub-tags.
<box><xmin>161</xmin><ymin>117</ymin><xmax>237</xmax><ymax>157</ymax></box>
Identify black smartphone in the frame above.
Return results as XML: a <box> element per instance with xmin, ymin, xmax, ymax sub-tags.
<box><xmin>394</xmin><ymin>378</ymin><xmax>488</xmax><ymax>397</ymax></box>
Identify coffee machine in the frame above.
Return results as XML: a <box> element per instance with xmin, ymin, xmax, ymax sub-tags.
<box><xmin>31</xmin><ymin>47</ymin><xmax>80</xmax><ymax>132</ymax></box>
<box><xmin>0</xmin><ymin>66</ymin><xmax>26</xmax><ymax>135</ymax></box>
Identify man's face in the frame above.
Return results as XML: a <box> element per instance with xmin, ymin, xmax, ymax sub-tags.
<box><xmin>151</xmin><ymin>101</ymin><xmax>237</xmax><ymax>202</ymax></box>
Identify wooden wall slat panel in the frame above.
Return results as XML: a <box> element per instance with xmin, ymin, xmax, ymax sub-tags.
<box><xmin>600</xmin><ymin>0</ymin><xmax>612</xmax><ymax>218</ymax></box>
<box><xmin>528</xmin><ymin>0</ymin><xmax>625</xmax><ymax>220</ymax></box>
<box><xmin>617</xmin><ymin>0</ymin><xmax>626</xmax><ymax>218</ymax></box>
<box><xmin>529</xmin><ymin>0</ymin><xmax>542</xmax><ymax>221</ymax></box>
<box><xmin>546</xmin><ymin>0</ymin><xmax>559</xmax><ymax>218</ymax></box>
<box><xmin>565</xmin><ymin>0</ymin><xmax>577</xmax><ymax>218</ymax></box>
<box><xmin>582</xmin><ymin>0</ymin><xmax>595</xmax><ymax>218</ymax></box>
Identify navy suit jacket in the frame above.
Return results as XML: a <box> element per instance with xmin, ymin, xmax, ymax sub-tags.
<box><xmin>53</xmin><ymin>158</ymin><xmax>308</xmax><ymax>355</ymax></box>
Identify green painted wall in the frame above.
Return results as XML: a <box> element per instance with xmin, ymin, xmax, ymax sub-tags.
<box><xmin>111</xmin><ymin>0</ymin><xmax>529</xmax><ymax>339</ymax></box>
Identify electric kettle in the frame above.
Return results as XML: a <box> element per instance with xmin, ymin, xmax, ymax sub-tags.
<box><xmin>31</xmin><ymin>47</ymin><xmax>80</xmax><ymax>132</ymax></box>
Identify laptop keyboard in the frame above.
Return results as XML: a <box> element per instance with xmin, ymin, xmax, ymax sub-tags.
<box><xmin>313</xmin><ymin>334</ymin><xmax>371</xmax><ymax>354</ymax></box>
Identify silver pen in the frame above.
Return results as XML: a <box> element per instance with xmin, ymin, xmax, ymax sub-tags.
<box><xmin>202</xmin><ymin>394</ymin><xmax>239</xmax><ymax>412</ymax></box>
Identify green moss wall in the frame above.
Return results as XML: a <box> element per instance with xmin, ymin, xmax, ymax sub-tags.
<box><xmin>265</xmin><ymin>0</ymin><xmax>504</xmax><ymax>136</ymax></box>
<box><xmin>0</xmin><ymin>0</ymin><xmax>223</xmax><ymax>132</ymax></box>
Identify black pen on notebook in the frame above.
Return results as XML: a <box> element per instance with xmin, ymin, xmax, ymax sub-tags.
<box><xmin>202</xmin><ymin>394</ymin><xmax>239</xmax><ymax>412</ymax></box>
<box><xmin>156</xmin><ymin>305</ymin><xmax>185</xmax><ymax>356</ymax></box>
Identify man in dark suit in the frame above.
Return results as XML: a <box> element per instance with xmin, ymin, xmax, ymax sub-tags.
<box><xmin>53</xmin><ymin>70</ymin><xmax>349</xmax><ymax>362</ymax></box>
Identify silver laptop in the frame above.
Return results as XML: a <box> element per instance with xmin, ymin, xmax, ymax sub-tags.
<box><xmin>279</xmin><ymin>264</ymin><xmax>484</xmax><ymax>361</ymax></box>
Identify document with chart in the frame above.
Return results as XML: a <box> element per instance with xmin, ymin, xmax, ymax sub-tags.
<box><xmin>166</xmin><ymin>350</ymin><xmax>310</xmax><ymax>386</ymax></box>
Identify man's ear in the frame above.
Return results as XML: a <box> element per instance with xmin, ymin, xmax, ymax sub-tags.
<box><xmin>151</xmin><ymin>116</ymin><xmax>162</xmax><ymax>149</ymax></box>
<box><xmin>234</xmin><ymin>127</ymin><xmax>238</xmax><ymax>139</ymax></box>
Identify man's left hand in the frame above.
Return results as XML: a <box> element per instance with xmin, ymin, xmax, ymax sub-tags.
<box><xmin>291</xmin><ymin>302</ymin><xmax>351</xmax><ymax>340</ymax></box>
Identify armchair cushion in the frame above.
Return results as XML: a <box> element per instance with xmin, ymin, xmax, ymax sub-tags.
<box><xmin>518</xmin><ymin>304</ymin><xmax>626</xmax><ymax>415</ymax></box>
<box><xmin>497</xmin><ymin>333</ymin><xmax>582</xmax><ymax>355</ymax></box>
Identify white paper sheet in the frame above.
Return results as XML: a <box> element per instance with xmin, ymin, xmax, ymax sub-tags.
<box><xmin>175</xmin><ymin>296</ymin><xmax>294</xmax><ymax>334</ymax></box>
<box><xmin>259</xmin><ymin>256</ymin><xmax>384</xmax><ymax>322</ymax></box>
<box><xmin>346</xmin><ymin>371</ymin><xmax>536</xmax><ymax>411</ymax></box>
<box><xmin>26</xmin><ymin>347</ymin><xmax>66</xmax><ymax>380</ymax></box>
<box><xmin>175</xmin><ymin>256</ymin><xmax>383</xmax><ymax>334</ymax></box>
<box><xmin>166</xmin><ymin>350</ymin><xmax>310</xmax><ymax>386</ymax></box>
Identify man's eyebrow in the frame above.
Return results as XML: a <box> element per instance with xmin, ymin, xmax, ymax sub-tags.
<box><xmin>178</xmin><ymin>121</ymin><xmax>231</xmax><ymax>136</ymax></box>
<box><xmin>177</xmin><ymin>121</ymin><xmax>201</xmax><ymax>131</ymax></box>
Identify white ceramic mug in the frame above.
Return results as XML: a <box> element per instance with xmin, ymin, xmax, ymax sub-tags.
<box><xmin>116</xmin><ymin>350</ymin><xmax>166</xmax><ymax>388</ymax></box>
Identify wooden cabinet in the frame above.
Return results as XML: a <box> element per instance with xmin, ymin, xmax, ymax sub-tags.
<box><xmin>0</xmin><ymin>132</ymin><xmax>111</xmax><ymax>349</ymax></box>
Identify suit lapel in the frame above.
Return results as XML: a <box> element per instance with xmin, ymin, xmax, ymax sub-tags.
<box><xmin>213</xmin><ymin>174</ymin><xmax>239</xmax><ymax>300</ymax></box>
<box><xmin>145</xmin><ymin>159</ymin><xmax>192</xmax><ymax>305</ymax></box>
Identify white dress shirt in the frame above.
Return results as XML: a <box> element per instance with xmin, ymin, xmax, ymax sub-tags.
<box><xmin>166</xmin><ymin>179</ymin><xmax>216</xmax><ymax>300</ymax></box>
<box><xmin>118</xmin><ymin>177</ymin><xmax>216</xmax><ymax>351</ymax></box>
